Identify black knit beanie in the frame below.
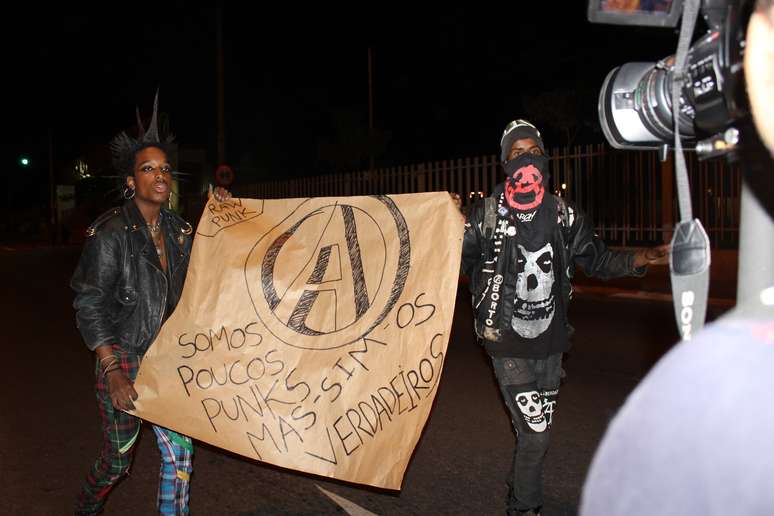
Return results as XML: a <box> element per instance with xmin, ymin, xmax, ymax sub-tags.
<box><xmin>500</xmin><ymin>119</ymin><xmax>545</xmax><ymax>163</ymax></box>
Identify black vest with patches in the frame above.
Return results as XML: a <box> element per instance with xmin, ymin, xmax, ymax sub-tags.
<box><xmin>470</xmin><ymin>194</ymin><xmax>573</xmax><ymax>358</ymax></box>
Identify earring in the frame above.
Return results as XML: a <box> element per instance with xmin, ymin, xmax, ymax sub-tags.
<box><xmin>123</xmin><ymin>185</ymin><xmax>136</xmax><ymax>200</ymax></box>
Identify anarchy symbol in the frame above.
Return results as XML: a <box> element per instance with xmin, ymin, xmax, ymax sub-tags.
<box><xmin>245</xmin><ymin>196</ymin><xmax>410</xmax><ymax>350</ymax></box>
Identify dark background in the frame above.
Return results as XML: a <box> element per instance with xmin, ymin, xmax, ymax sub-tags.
<box><xmin>2</xmin><ymin>4</ymin><xmax>683</xmax><ymax>210</ymax></box>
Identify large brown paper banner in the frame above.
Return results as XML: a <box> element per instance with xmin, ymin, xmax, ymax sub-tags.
<box><xmin>132</xmin><ymin>192</ymin><xmax>463</xmax><ymax>489</ymax></box>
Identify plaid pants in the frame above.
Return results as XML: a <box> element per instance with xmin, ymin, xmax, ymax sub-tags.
<box><xmin>75</xmin><ymin>348</ymin><xmax>193</xmax><ymax>515</ymax></box>
<box><xmin>153</xmin><ymin>425</ymin><xmax>192</xmax><ymax>515</ymax></box>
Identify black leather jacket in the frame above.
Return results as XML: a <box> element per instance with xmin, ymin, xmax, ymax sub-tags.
<box><xmin>462</xmin><ymin>191</ymin><xmax>644</xmax><ymax>356</ymax></box>
<box><xmin>71</xmin><ymin>201</ymin><xmax>193</xmax><ymax>355</ymax></box>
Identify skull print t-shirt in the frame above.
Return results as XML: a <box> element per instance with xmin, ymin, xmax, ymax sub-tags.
<box><xmin>506</xmin><ymin>195</ymin><xmax>568</xmax><ymax>357</ymax></box>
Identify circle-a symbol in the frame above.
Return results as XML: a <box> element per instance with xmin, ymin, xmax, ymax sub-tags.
<box><xmin>245</xmin><ymin>196</ymin><xmax>410</xmax><ymax>350</ymax></box>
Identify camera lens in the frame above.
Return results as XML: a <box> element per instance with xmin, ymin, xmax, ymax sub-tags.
<box><xmin>598</xmin><ymin>62</ymin><xmax>695</xmax><ymax>149</ymax></box>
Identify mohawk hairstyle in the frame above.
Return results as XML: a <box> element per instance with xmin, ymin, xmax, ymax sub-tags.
<box><xmin>109</xmin><ymin>90</ymin><xmax>175</xmax><ymax>178</ymax></box>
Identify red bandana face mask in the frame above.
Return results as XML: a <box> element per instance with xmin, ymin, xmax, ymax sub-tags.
<box><xmin>504</xmin><ymin>154</ymin><xmax>549</xmax><ymax>211</ymax></box>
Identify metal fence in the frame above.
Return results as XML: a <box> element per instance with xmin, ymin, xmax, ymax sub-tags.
<box><xmin>547</xmin><ymin>145</ymin><xmax>741</xmax><ymax>248</ymax></box>
<box><xmin>208</xmin><ymin>144</ymin><xmax>741</xmax><ymax>248</ymax></box>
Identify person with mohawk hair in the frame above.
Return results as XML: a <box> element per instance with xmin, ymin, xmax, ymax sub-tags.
<box><xmin>71</xmin><ymin>93</ymin><xmax>229</xmax><ymax>516</ymax></box>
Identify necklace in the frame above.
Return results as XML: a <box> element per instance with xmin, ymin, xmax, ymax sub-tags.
<box><xmin>152</xmin><ymin>233</ymin><xmax>164</xmax><ymax>257</ymax></box>
<box><xmin>147</xmin><ymin>217</ymin><xmax>164</xmax><ymax>257</ymax></box>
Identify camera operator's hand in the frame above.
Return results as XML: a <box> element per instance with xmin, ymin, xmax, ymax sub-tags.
<box><xmin>634</xmin><ymin>243</ymin><xmax>670</xmax><ymax>268</ymax></box>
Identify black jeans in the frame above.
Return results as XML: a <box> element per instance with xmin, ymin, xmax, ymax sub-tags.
<box><xmin>491</xmin><ymin>353</ymin><xmax>562</xmax><ymax>513</ymax></box>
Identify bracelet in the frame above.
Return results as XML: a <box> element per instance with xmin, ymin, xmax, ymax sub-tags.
<box><xmin>103</xmin><ymin>365</ymin><xmax>122</xmax><ymax>378</ymax></box>
<box><xmin>101</xmin><ymin>358</ymin><xmax>119</xmax><ymax>373</ymax></box>
<box><xmin>100</xmin><ymin>355</ymin><xmax>119</xmax><ymax>369</ymax></box>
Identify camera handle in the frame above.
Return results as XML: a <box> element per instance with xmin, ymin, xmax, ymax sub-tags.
<box><xmin>669</xmin><ymin>0</ymin><xmax>713</xmax><ymax>341</ymax></box>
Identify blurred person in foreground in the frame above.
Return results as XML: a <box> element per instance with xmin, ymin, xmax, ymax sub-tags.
<box><xmin>581</xmin><ymin>1</ymin><xmax>774</xmax><ymax>514</ymax></box>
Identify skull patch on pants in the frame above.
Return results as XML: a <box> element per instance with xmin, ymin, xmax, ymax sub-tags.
<box><xmin>514</xmin><ymin>389</ymin><xmax>547</xmax><ymax>433</ymax></box>
<box><xmin>511</xmin><ymin>243</ymin><xmax>555</xmax><ymax>339</ymax></box>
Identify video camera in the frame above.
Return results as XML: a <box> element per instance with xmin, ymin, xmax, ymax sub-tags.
<box><xmin>590</xmin><ymin>0</ymin><xmax>753</xmax><ymax>159</ymax></box>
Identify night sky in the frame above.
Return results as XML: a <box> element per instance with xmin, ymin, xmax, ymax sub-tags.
<box><xmin>4</xmin><ymin>4</ymin><xmax>683</xmax><ymax>199</ymax></box>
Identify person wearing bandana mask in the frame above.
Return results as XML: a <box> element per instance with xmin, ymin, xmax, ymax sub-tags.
<box><xmin>460</xmin><ymin>119</ymin><xmax>669</xmax><ymax>516</ymax></box>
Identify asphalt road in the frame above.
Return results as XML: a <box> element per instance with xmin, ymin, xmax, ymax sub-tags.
<box><xmin>0</xmin><ymin>245</ymin><xmax>729</xmax><ymax>516</ymax></box>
